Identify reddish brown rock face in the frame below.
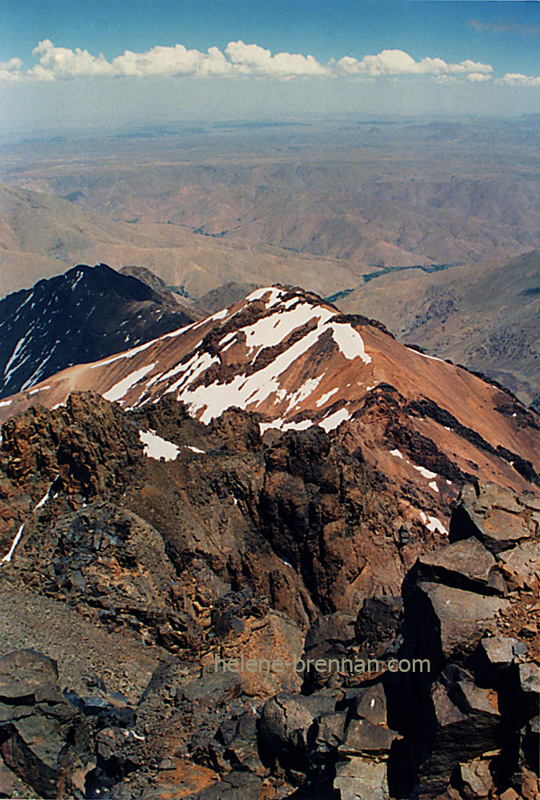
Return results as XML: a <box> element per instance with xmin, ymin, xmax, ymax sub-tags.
<box><xmin>0</xmin><ymin>286</ymin><xmax>538</xmax><ymax>799</ymax></box>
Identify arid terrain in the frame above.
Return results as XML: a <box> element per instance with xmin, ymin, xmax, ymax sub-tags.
<box><xmin>1</xmin><ymin>117</ymin><xmax>539</xmax><ymax>407</ymax></box>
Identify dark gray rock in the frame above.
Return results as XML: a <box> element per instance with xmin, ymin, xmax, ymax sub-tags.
<box><xmin>314</xmin><ymin>711</ymin><xmax>348</xmax><ymax>755</ymax></box>
<box><xmin>349</xmin><ymin>683</ymin><xmax>388</xmax><ymax>726</ymax></box>
<box><xmin>472</xmin><ymin>636</ymin><xmax>528</xmax><ymax>687</ymax></box>
<box><xmin>339</xmin><ymin>718</ymin><xmax>398</xmax><ymax>756</ymax></box>
<box><xmin>410</xmin><ymin>581</ymin><xmax>508</xmax><ymax>664</ymax></box>
<box><xmin>354</xmin><ymin>596</ymin><xmax>403</xmax><ymax>655</ymax></box>
<box><xmin>415</xmin><ymin>537</ymin><xmax>506</xmax><ymax>596</ymax></box>
<box><xmin>305</xmin><ymin>611</ymin><xmax>357</xmax><ymax>650</ymax></box>
<box><xmin>0</xmin><ymin>650</ymin><xmax>94</xmax><ymax>800</ymax></box>
<box><xmin>419</xmin><ymin>667</ymin><xmax>501</xmax><ymax>795</ymax></box>
<box><xmin>450</xmin><ymin>484</ymin><xmax>535</xmax><ymax>554</ymax></box>
<box><xmin>258</xmin><ymin>690</ymin><xmax>341</xmax><ymax>776</ymax></box>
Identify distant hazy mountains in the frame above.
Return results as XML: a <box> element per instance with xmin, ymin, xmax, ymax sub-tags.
<box><xmin>0</xmin><ymin>263</ymin><xmax>197</xmax><ymax>399</ymax></box>
<box><xmin>334</xmin><ymin>249</ymin><xmax>540</xmax><ymax>410</ymax></box>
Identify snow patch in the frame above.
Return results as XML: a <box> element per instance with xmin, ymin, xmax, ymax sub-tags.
<box><xmin>139</xmin><ymin>429</ymin><xmax>180</xmax><ymax>461</ymax></box>
<box><xmin>390</xmin><ymin>449</ymin><xmax>404</xmax><ymax>459</ymax></box>
<box><xmin>320</xmin><ymin>408</ymin><xmax>351</xmax><ymax>432</ymax></box>
<box><xmin>412</xmin><ymin>464</ymin><xmax>438</xmax><ymax>480</ymax></box>
<box><xmin>0</xmin><ymin>523</ymin><xmax>25</xmax><ymax>565</ymax></box>
<box><xmin>104</xmin><ymin>364</ymin><xmax>156</xmax><ymax>402</ymax></box>
<box><xmin>330</xmin><ymin>322</ymin><xmax>371</xmax><ymax>364</ymax></box>
<box><xmin>316</xmin><ymin>388</ymin><xmax>338</xmax><ymax>407</ymax></box>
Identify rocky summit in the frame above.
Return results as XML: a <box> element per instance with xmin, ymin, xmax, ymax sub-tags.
<box><xmin>0</xmin><ymin>284</ymin><xmax>538</xmax><ymax>799</ymax></box>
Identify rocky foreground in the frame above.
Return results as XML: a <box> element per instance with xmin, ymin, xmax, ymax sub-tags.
<box><xmin>0</xmin><ymin>391</ymin><xmax>538</xmax><ymax>800</ymax></box>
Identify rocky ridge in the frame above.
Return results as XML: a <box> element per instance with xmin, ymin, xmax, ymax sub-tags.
<box><xmin>0</xmin><ymin>387</ymin><xmax>537</xmax><ymax>798</ymax></box>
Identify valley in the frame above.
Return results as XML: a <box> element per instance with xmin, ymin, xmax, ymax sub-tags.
<box><xmin>0</xmin><ymin>117</ymin><xmax>538</xmax><ymax>800</ymax></box>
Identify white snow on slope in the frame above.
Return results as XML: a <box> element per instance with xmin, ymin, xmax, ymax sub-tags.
<box><xmin>0</xmin><ymin>524</ymin><xmax>25</xmax><ymax>565</ymax></box>
<box><xmin>320</xmin><ymin>408</ymin><xmax>351</xmax><ymax>432</ymax></box>
<box><xmin>139</xmin><ymin>429</ymin><xmax>180</xmax><ymax>461</ymax></box>
<box><xmin>419</xmin><ymin>511</ymin><xmax>448</xmax><ymax>535</ymax></box>
<box><xmin>330</xmin><ymin>322</ymin><xmax>371</xmax><ymax>364</ymax></box>
<box><xmin>412</xmin><ymin>464</ymin><xmax>438</xmax><ymax>480</ymax></box>
<box><xmin>316</xmin><ymin>388</ymin><xmax>339</xmax><ymax>407</ymax></box>
<box><xmin>104</xmin><ymin>364</ymin><xmax>156</xmax><ymax>402</ymax></box>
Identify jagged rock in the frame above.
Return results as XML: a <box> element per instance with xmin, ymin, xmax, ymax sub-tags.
<box><xmin>354</xmin><ymin>596</ymin><xmax>404</xmax><ymax>656</ymax></box>
<box><xmin>258</xmin><ymin>690</ymin><xmax>341</xmax><ymax>777</ymax></box>
<box><xmin>334</xmin><ymin>756</ymin><xmax>390</xmax><ymax>800</ymax></box>
<box><xmin>516</xmin><ymin>766</ymin><xmax>540</xmax><ymax>800</ymax></box>
<box><xmin>209</xmin><ymin>608</ymin><xmax>304</xmax><ymax>696</ymax></box>
<box><xmin>339</xmin><ymin>718</ymin><xmax>398</xmax><ymax>756</ymax></box>
<box><xmin>499</xmin><ymin>542</ymin><xmax>540</xmax><ymax>592</ymax></box>
<box><xmin>349</xmin><ymin>683</ymin><xmax>388</xmax><ymax>726</ymax></box>
<box><xmin>519</xmin><ymin>493</ymin><xmax>540</xmax><ymax>512</ymax></box>
<box><xmin>523</xmin><ymin>715</ymin><xmax>539</xmax><ymax>773</ymax></box>
<box><xmin>500</xmin><ymin>789</ymin><xmax>521</xmax><ymax>800</ymax></box>
<box><xmin>415</xmin><ymin>537</ymin><xmax>506</xmax><ymax>596</ymax></box>
<box><xmin>472</xmin><ymin>636</ymin><xmax>528</xmax><ymax>686</ymax></box>
<box><xmin>305</xmin><ymin>611</ymin><xmax>357</xmax><ymax>650</ymax></box>
<box><xmin>0</xmin><ymin>650</ymin><xmax>94</xmax><ymax>799</ymax></box>
<box><xmin>0</xmin><ymin>758</ymin><xmax>34</xmax><ymax>799</ymax></box>
<box><xmin>457</xmin><ymin>758</ymin><xmax>494</xmax><ymax>799</ymax></box>
<box><xmin>217</xmin><ymin>709</ymin><xmax>263</xmax><ymax>773</ymax></box>
<box><xmin>518</xmin><ymin>663</ymin><xmax>540</xmax><ymax>708</ymax></box>
<box><xmin>314</xmin><ymin>711</ymin><xmax>348</xmax><ymax>755</ymax></box>
<box><xmin>450</xmin><ymin>485</ymin><xmax>536</xmax><ymax>555</ymax></box>
<box><xmin>408</xmin><ymin>581</ymin><xmax>508</xmax><ymax>664</ymax></box>
<box><xmin>418</xmin><ymin>667</ymin><xmax>501</xmax><ymax>794</ymax></box>
<box><xmin>184</xmin><ymin>770</ymin><xmax>264</xmax><ymax>800</ymax></box>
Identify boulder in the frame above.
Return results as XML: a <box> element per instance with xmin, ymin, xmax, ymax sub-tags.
<box><xmin>498</xmin><ymin>541</ymin><xmax>540</xmax><ymax>592</ymax></box>
<box><xmin>258</xmin><ymin>690</ymin><xmax>341</xmax><ymax>776</ymax></box>
<box><xmin>409</xmin><ymin>582</ymin><xmax>508</xmax><ymax>665</ymax></box>
<box><xmin>517</xmin><ymin>663</ymin><xmax>540</xmax><ymax>710</ymax></box>
<box><xmin>334</xmin><ymin>756</ymin><xmax>390</xmax><ymax>800</ymax></box>
<box><xmin>418</xmin><ymin>667</ymin><xmax>501</xmax><ymax>795</ymax></box>
<box><xmin>472</xmin><ymin>636</ymin><xmax>528</xmax><ymax>687</ymax></box>
<box><xmin>305</xmin><ymin>611</ymin><xmax>357</xmax><ymax>650</ymax></box>
<box><xmin>351</xmin><ymin>683</ymin><xmax>388</xmax><ymax>726</ymax></box>
<box><xmin>450</xmin><ymin>484</ymin><xmax>535</xmax><ymax>554</ymax></box>
<box><xmin>415</xmin><ymin>538</ymin><xmax>506</xmax><ymax>596</ymax></box>
<box><xmin>314</xmin><ymin>711</ymin><xmax>348</xmax><ymax>756</ymax></box>
<box><xmin>339</xmin><ymin>719</ymin><xmax>398</xmax><ymax>757</ymax></box>
<box><xmin>354</xmin><ymin>596</ymin><xmax>404</xmax><ymax>656</ymax></box>
<box><xmin>0</xmin><ymin>650</ymin><xmax>94</xmax><ymax>799</ymax></box>
<box><xmin>458</xmin><ymin>758</ymin><xmax>494</xmax><ymax>799</ymax></box>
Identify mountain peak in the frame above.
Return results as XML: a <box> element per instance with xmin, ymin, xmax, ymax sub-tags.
<box><xmin>0</xmin><ymin>263</ymin><xmax>197</xmax><ymax>399</ymax></box>
<box><xmin>1</xmin><ymin>282</ymin><xmax>538</xmax><ymax>506</ymax></box>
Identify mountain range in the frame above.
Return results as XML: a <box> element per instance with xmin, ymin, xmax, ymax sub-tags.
<box><xmin>0</xmin><ymin>265</ymin><xmax>538</xmax><ymax>799</ymax></box>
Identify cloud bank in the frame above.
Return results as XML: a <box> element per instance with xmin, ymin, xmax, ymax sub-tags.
<box><xmin>0</xmin><ymin>39</ymin><xmax>537</xmax><ymax>87</ymax></box>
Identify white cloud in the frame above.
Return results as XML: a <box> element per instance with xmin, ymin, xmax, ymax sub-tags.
<box><xmin>111</xmin><ymin>44</ymin><xmax>233</xmax><ymax>77</ymax></box>
<box><xmin>29</xmin><ymin>40</ymin><xmax>113</xmax><ymax>80</ymax></box>
<box><xmin>497</xmin><ymin>72</ymin><xmax>540</xmax><ymax>86</ymax></box>
<box><xmin>0</xmin><ymin>57</ymin><xmax>24</xmax><ymax>82</ymax></box>
<box><xmin>225</xmin><ymin>41</ymin><xmax>329</xmax><ymax>77</ymax></box>
<box><xmin>336</xmin><ymin>49</ymin><xmax>492</xmax><ymax>78</ymax></box>
<box><xmin>467</xmin><ymin>72</ymin><xmax>492</xmax><ymax>83</ymax></box>
<box><xmin>0</xmin><ymin>40</ymin><xmax>500</xmax><ymax>85</ymax></box>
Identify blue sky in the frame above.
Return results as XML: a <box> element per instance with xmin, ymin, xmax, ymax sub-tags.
<box><xmin>1</xmin><ymin>1</ymin><xmax>540</xmax><ymax>134</ymax></box>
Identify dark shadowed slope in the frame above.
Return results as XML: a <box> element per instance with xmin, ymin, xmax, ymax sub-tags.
<box><xmin>0</xmin><ymin>263</ymin><xmax>198</xmax><ymax>399</ymax></box>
